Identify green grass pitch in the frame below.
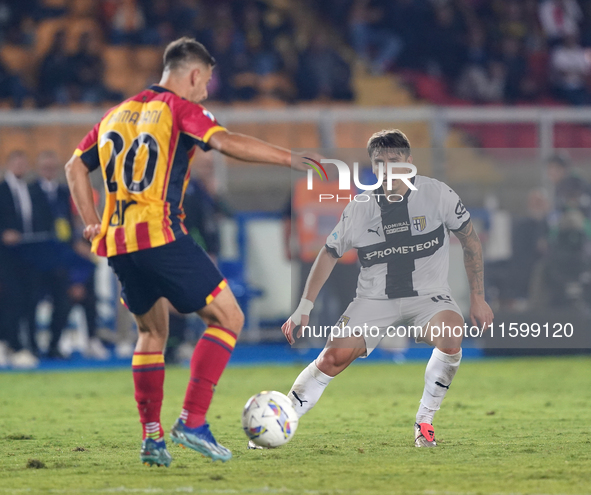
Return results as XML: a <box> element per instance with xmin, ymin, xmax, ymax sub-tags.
<box><xmin>1</xmin><ymin>357</ymin><xmax>590</xmax><ymax>494</ymax></box>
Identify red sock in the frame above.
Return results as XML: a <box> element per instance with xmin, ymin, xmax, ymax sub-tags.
<box><xmin>132</xmin><ymin>352</ymin><xmax>165</xmax><ymax>440</ymax></box>
<box><xmin>182</xmin><ymin>326</ymin><xmax>237</xmax><ymax>428</ymax></box>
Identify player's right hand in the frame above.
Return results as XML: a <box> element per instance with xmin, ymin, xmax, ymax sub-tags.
<box><xmin>281</xmin><ymin>299</ymin><xmax>314</xmax><ymax>345</ymax></box>
<box><xmin>83</xmin><ymin>223</ymin><xmax>101</xmax><ymax>242</ymax></box>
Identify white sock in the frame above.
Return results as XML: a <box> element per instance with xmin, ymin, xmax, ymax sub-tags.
<box><xmin>416</xmin><ymin>348</ymin><xmax>462</xmax><ymax>425</ymax></box>
<box><xmin>288</xmin><ymin>361</ymin><xmax>333</xmax><ymax>418</ymax></box>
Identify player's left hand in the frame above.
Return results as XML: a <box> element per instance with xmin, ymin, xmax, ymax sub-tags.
<box><xmin>282</xmin><ymin>299</ymin><xmax>314</xmax><ymax>344</ymax></box>
<box><xmin>469</xmin><ymin>294</ymin><xmax>494</xmax><ymax>332</ymax></box>
<box><xmin>83</xmin><ymin>223</ymin><xmax>101</xmax><ymax>242</ymax></box>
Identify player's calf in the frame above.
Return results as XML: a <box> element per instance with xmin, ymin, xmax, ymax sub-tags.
<box><xmin>288</xmin><ymin>342</ymin><xmax>365</xmax><ymax>418</ymax></box>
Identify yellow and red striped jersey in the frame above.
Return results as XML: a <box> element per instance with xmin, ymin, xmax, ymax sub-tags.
<box><xmin>75</xmin><ymin>85</ymin><xmax>225</xmax><ymax>257</ymax></box>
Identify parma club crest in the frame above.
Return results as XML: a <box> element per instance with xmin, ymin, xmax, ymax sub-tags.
<box><xmin>412</xmin><ymin>216</ymin><xmax>427</xmax><ymax>232</ymax></box>
<box><xmin>335</xmin><ymin>315</ymin><xmax>350</xmax><ymax>329</ymax></box>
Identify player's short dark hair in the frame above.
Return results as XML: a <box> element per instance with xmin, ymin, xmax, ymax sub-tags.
<box><xmin>163</xmin><ymin>37</ymin><xmax>216</xmax><ymax>71</ymax></box>
<box><xmin>367</xmin><ymin>129</ymin><xmax>411</xmax><ymax>160</ymax></box>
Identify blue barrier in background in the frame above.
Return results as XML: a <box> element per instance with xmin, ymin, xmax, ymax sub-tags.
<box><xmin>0</xmin><ymin>344</ymin><xmax>483</xmax><ymax>372</ymax></box>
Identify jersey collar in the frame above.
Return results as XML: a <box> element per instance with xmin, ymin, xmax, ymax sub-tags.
<box><xmin>374</xmin><ymin>175</ymin><xmax>416</xmax><ymax>209</ymax></box>
<box><xmin>149</xmin><ymin>84</ymin><xmax>175</xmax><ymax>95</ymax></box>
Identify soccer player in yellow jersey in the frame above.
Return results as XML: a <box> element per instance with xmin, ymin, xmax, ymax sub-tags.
<box><xmin>66</xmin><ymin>38</ymin><xmax>301</xmax><ymax>466</ymax></box>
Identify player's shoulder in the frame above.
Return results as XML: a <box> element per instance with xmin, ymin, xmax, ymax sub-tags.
<box><xmin>414</xmin><ymin>175</ymin><xmax>447</xmax><ymax>191</ymax></box>
<box><xmin>415</xmin><ymin>175</ymin><xmax>457</xmax><ymax>199</ymax></box>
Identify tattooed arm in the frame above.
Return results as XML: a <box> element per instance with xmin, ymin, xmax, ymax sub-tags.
<box><xmin>453</xmin><ymin>220</ymin><xmax>494</xmax><ymax>329</ymax></box>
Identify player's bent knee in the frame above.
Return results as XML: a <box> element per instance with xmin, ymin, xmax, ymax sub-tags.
<box><xmin>225</xmin><ymin>304</ymin><xmax>244</xmax><ymax>335</ymax></box>
<box><xmin>317</xmin><ymin>347</ymin><xmax>357</xmax><ymax>376</ymax></box>
<box><xmin>136</xmin><ymin>320</ymin><xmax>167</xmax><ymax>340</ymax></box>
<box><xmin>437</xmin><ymin>346</ymin><xmax>461</xmax><ymax>355</ymax></box>
<box><xmin>200</xmin><ymin>300</ymin><xmax>244</xmax><ymax>336</ymax></box>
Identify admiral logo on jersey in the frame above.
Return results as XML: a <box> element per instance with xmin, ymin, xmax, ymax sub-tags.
<box><xmin>384</xmin><ymin>222</ymin><xmax>409</xmax><ymax>234</ymax></box>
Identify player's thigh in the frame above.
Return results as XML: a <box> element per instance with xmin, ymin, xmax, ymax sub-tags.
<box><xmin>325</xmin><ymin>298</ymin><xmax>400</xmax><ymax>360</ymax></box>
<box><xmin>422</xmin><ymin>310</ymin><xmax>464</xmax><ymax>353</ymax></box>
<box><xmin>407</xmin><ymin>293</ymin><xmax>464</xmax><ymax>350</ymax></box>
<box><xmin>197</xmin><ymin>284</ymin><xmax>244</xmax><ymax>336</ymax></box>
<box><xmin>108</xmin><ymin>252</ymin><xmax>163</xmax><ymax>317</ymax></box>
<box><xmin>135</xmin><ymin>236</ymin><xmax>228</xmax><ymax>316</ymax></box>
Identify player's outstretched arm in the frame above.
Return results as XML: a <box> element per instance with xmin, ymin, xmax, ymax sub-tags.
<box><xmin>453</xmin><ymin>219</ymin><xmax>494</xmax><ymax>330</ymax></box>
<box><xmin>208</xmin><ymin>130</ymin><xmax>308</xmax><ymax>170</ymax></box>
<box><xmin>65</xmin><ymin>155</ymin><xmax>102</xmax><ymax>241</ymax></box>
<box><xmin>281</xmin><ymin>246</ymin><xmax>338</xmax><ymax>344</ymax></box>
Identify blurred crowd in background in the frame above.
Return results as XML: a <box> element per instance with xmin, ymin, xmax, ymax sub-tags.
<box><xmin>2</xmin><ymin>0</ymin><xmax>591</xmax><ymax>107</ymax></box>
<box><xmin>485</xmin><ymin>154</ymin><xmax>591</xmax><ymax>314</ymax></box>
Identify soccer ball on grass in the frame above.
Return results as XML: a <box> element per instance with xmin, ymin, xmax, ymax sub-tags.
<box><xmin>242</xmin><ymin>391</ymin><xmax>298</xmax><ymax>447</ymax></box>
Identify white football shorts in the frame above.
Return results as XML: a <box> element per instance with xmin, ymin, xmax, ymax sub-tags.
<box><xmin>330</xmin><ymin>292</ymin><xmax>463</xmax><ymax>357</ymax></box>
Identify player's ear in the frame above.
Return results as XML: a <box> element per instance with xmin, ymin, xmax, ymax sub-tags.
<box><xmin>407</xmin><ymin>155</ymin><xmax>413</xmax><ymax>164</ymax></box>
<box><xmin>190</xmin><ymin>67</ymin><xmax>201</xmax><ymax>87</ymax></box>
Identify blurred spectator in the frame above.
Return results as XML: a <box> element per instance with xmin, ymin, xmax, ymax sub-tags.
<box><xmin>530</xmin><ymin>209</ymin><xmax>591</xmax><ymax>309</ymax></box>
<box><xmin>539</xmin><ymin>0</ymin><xmax>583</xmax><ymax>45</ymax></box>
<box><xmin>457</xmin><ymin>59</ymin><xmax>506</xmax><ymax>103</ymax></box>
<box><xmin>349</xmin><ymin>0</ymin><xmax>403</xmax><ymax>74</ymax></box>
<box><xmin>388</xmin><ymin>0</ymin><xmax>431</xmax><ymax>70</ymax></box>
<box><xmin>69</xmin><ymin>32</ymin><xmax>123</xmax><ymax>105</ymax></box>
<box><xmin>425</xmin><ymin>3</ymin><xmax>467</xmax><ymax>80</ymax></box>
<box><xmin>498</xmin><ymin>1</ymin><xmax>529</xmax><ymax>41</ymax></box>
<box><xmin>549</xmin><ymin>34</ymin><xmax>591</xmax><ymax>105</ymax></box>
<box><xmin>208</xmin><ymin>27</ymin><xmax>245</xmax><ymax>101</ymax></box>
<box><xmin>509</xmin><ymin>190</ymin><xmax>550</xmax><ymax>301</ymax></box>
<box><xmin>296</xmin><ymin>33</ymin><xmax>354</xmax><ymax>101</ymax></box>
<box><xmin>0</xmin><ymin>59</ymin><xmax>29</xmax><ymax>107</ymax></box>
<box><xmin>70</xmin><ymin>240</ymin><xmax>108</xmax><ymax>360</ymax></box>
<box><xmin>109</xmin><ymin>0</ymin><xmax>149</xmax><ymax>45</ymax></box>
<box><xmin>170</xmin><ymin>0</ymin><xmax>201</xmax><ymax>38</ymax></box>
<box><xmin>0</xmin><ymin>151</ymin><xmax>39</xmax><ymax>368</ymax></box>
<box><xmin>29</xmin><ymin>150</ymin><xmax>74</xmax><ymax>359</ymax></box>
<box><xmin>463</xmin><ymin>28</ymin><xmax>489</xmax><ymax>68</ymax></box>
<box><xmin>547</xmin><ymin>152</ymin><xmax>591</xmax><ymax>217</ymax></box>
<box><xmin>69</xmin><ymin>186</ymin><xmax>109</xmax><ymax>360</ymax></box>
<box><xmin>37</xmin><ymin>30</ymin><xmax>73</xmax><ymax>107</ymax></box>
<box><xmin>183</xmin><ymin>179</ymin><xmax>222</xmax><ymax>260</ymax></box>
<box><xmin>500</xmin><ymin>37</ymin><xmax>536</xmax><ymax>102</ymax></box>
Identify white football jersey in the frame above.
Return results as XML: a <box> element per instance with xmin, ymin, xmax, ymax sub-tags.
<box><xmin>325</xmin><ymin>175</ymin><xmax>470</xmax><ymax>299</ymax></box>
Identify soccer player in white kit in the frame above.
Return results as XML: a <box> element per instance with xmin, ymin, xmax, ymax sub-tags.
<box><xmin>281</xmin><ymin>129</ymin><xmax>494</xmax><ymax>447</ymax></box>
